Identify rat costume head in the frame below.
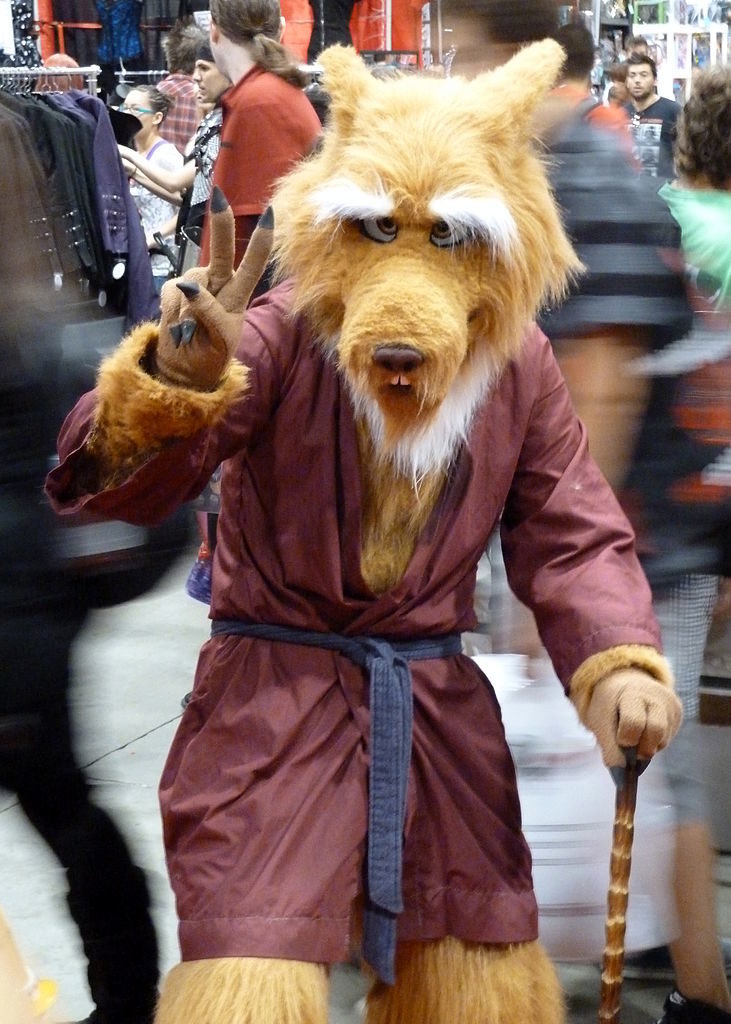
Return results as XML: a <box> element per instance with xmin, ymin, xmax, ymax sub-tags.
<box><xmin>271</xmin><ymin>42</ymin><xmax>581</xmax><ymax>474</ymax></box>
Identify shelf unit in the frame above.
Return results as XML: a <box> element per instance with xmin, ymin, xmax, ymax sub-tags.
<box><xmin>587</xmin><ymin>1</ymin><xmax>730</xmax><ymax>103</ymax></box>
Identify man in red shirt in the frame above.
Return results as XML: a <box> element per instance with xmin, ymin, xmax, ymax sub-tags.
<box><xmin>203</xmin><ymin>0</ymin><xmax>322</xmax><ymax>267</ymax></box>
<box><xmin>187</xmin><ymin>0</ymin><xmax>321</xmax><ymax>668</ymax></box>
<box><xmin>552</xmin><ymin>21</ymin><xmax>631</xmax><ymax>148</ymax></box>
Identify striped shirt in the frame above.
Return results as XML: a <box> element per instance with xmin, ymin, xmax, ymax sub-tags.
<box><xmin>539</xmin><ymin>114</ymin><xmax>693</xmax><ymax>348</ymax></box>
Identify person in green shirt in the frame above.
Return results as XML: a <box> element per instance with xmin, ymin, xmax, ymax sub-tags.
<box><xmin>660</xmin><ymin>66</ymin><xmax>731</xmax><ymax>313</ymax></box>
<box><xmin>626</xmin><ymin>64</ymin><xmax>731</xmax><ymax>1024</ymax></box>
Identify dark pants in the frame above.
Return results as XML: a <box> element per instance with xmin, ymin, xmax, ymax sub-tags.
<box><xmin>0</xmin><ymin>692</ymin><xmax>159</xmax><ymax>1024</ymax></box>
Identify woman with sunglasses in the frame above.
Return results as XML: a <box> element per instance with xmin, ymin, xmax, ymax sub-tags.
<box><xmin>122</xmin><ymin>85</ymin><xmax>184</xmax><ymax>292</ymax></box>
<box><xmin>119</xmin><ymin>44</ymin><xmax>231</xmax><ymax>263</ymax></box>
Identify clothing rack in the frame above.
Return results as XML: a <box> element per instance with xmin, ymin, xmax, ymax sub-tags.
<box><xmin>0</xmin><ymin>64</ymin><xmax>101</xmax><ymax>94</ymax></box>
<box><xmin>114</xmin><ymin>68</ymin><xmax>167</xmax><ymax>84</ymax></box>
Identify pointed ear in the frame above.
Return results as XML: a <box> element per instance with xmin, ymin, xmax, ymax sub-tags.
<box><xmin>318</xmin><ymin>45</ymin><xmax>374</xmax><ymax>139</ymax></box>
<box><xmin>472</xmin><ymin>39</ymin><xmax>566</xmax><ymax>135</ymax></box>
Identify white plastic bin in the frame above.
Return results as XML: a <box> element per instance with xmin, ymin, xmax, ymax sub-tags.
<box><xmin>472</xmin><ymin>653</ymin><xmax>678</xmax><ymax>961</ymax></box>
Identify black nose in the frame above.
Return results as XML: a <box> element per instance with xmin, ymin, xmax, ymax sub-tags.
<box><xmin>372</xmin><ymin>346</ymin><xmax>424</xmax><ymax>374</ymax></box>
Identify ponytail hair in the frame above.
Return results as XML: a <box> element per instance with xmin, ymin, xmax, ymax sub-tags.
<box><xmin>210</xmin><ymin>0</ymin><xmax>308</xmax><ymax>87</ymax></box>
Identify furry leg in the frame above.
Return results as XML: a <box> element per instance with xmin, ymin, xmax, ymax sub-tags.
<box><xmin>155</xmin><ymin>956</ymin><xmax>330</xmax><ymax>1024</ymax></box>
<box><xmin>365</xmin><ymin>937</ymin><xmax>565</xmax><ymax>1024</ymax></box>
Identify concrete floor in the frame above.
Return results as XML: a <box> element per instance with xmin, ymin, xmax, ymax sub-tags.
<box><xmin>1</xmin><ymin>553</ymin><xmax>728</xmax><ymax>1023</ymax></box>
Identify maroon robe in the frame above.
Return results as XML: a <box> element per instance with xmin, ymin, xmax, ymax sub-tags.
<box><xmin>46</xmin><ymin>282</ymin><xmax>662</xmax><ymax>965</ymax></box>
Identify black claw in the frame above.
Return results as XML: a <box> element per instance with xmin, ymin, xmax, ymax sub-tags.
<box><xmin>258</xmin><ymin>205</ymin><xmax>274</xmax><ymax>229</ymax></box>
<box><xmin>169</xmin><ymin>322</ymin><xmax>183</xmax><ymax>347</ymax></box>
<box><xmin>176</xmin><ymin>281</ymin><xmax>200</xmax><ymax>300</ymax></box>
<box><xmin>179</xmin><ymin>319</ymin><xmax>197</xmax><ymax>346</ymax></box>
<box><xmin>210</xmin><ymin>185</ymin><xmax>228</xmax><ymax>213</ymax></box>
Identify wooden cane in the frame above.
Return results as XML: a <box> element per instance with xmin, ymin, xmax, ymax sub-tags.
<box><xmin>598</xmin><ymin>751</ymin><xmax>640</xmax><ymax>1024</ymax></box>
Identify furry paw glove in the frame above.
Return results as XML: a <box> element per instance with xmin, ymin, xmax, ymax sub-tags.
<box><xmin>83</xmin><ymin>191</ymin><xmax>274</xmax><ymax>488</ymax></box>
<box><xmin>154</xmin><ymin>188</ymin><xmax>274</xmax><ymax>390</ymax></box>
<box><xmin>569</xmin><ymin>645</ymin><xmax>682</xmax><ymax>767</ymax></box>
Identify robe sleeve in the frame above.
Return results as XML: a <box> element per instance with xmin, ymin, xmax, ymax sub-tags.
<box><xmin>45</xmin><ymin>291</ymin><xmax>295</xmax><ymax>526</ymax></box>
<box><xmin>500</xmin><ymin>332</ymin><xmax>664</xmax><ymax>689</ymax></box>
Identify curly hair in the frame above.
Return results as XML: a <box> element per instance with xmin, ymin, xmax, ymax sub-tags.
<box><xmin>675</xmin><ymin>66</ymin><xmax>731</xmax><ymax>188</ymax></box>
<box><xmin>209</xmin><ymin>0</ymin><xmax>307</xmax><ymax>87</ymax></box>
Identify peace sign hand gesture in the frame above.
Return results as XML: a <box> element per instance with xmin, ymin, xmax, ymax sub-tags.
<box><xmin>154</xmin><ymin>186</ymin><xmax>274</xmax><ymax>391</ymax></box>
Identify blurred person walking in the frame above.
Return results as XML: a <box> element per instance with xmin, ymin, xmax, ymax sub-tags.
<box><xmin>552</xmin><ymin>21</ymin><xmax>631</xmax><ymax>150</ymax></box>
<box><xmin>0</xmin><ymin>110</ymin><xmax>160</xmax><ymax>1024</ymax></box>
<box><xmin>620</xmin><ymin>64</ymin><xmax>731</xmax><ymax>1024</ymax></box>
<box><xmin>443</xmin><ymin>2</ymin><xmax>729</xmax><ymax>1022</ymax></box>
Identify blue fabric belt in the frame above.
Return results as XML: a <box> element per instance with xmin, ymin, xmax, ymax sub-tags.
<box><xmin>210</xmin><ymin>618</ymin><xmax>462</xmax><ymax>984</ymax></box>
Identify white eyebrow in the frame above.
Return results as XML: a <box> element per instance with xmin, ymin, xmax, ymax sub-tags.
<box><xmin>309</xmin><ymin>178</ymin><xmax>394</xmax><ymax>224</ymax></box>
<box><xmin>428</xmin><ymin>191</ymin><xmax>517</xmax><ymax>259</ymax></box>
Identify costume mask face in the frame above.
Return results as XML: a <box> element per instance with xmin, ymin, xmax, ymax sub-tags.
<box><xmin>272</xmin><ymin>42</ymin><xmax>581</xmax><ymax>469</ymax></box>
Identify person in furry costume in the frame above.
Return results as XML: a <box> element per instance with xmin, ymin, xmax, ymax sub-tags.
<box><xmin>47</xmin><ymin>42</ymin><xmax>683</xmax><ymax>1024</ymax></box>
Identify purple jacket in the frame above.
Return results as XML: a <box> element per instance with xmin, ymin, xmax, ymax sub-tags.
<box><xmin>49</xmin><ymin>91</ymin><xmax>158</xmax><ymax>327</ymax></box>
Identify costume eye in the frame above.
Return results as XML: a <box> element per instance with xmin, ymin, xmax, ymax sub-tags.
<box><xmin>360</xmin><ymin>217</ymin><xmax>398</xmax><ymax>244</ymax></box>
<box><xmin>430</xmin><ymin>220</ymin><xmax>464</xmax><ymax>248</ymax></box>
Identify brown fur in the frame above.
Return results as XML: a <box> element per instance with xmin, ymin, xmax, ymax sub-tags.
<box><xmin>365</xmin><ymin>938</ymin><xmax>565</xmax><ymax>1024</ymax></box>
<box><xmin>569</xmin><ymin>643</ymin><xmax>674</xmax><ymax>721</ymax></box>
<box><xmin>272</xmin><ymin>43</ymin><xmax>580</xmax><ymax>407</ymax></box>
<box><xmin>270</xmin><ymin>42</ymin><xmax>582</xmax><ymax>593</ymax></box>
<box><xmin>90</xmin><ymin>321</ymin><xmax>249</xmax><ymax>485</ymax></box>
<box><xmin>155</xmin><ymin>957</ymin><xmax>329</xmax><ymax>1024</ymax></box>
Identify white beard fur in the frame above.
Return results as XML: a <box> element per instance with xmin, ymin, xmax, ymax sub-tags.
<box><xmin>349</xmin><ymin>345</ymin><xmax>504</xmax><ymax>485</ymax></box>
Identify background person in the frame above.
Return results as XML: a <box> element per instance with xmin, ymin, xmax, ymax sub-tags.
<box><xmin>307</xmin><ymin>0</ymin><xmax>357</xmax><ymax>63</ymax></box>
<box><xmin>123</xmin><ymin>85</ymin><xmax>184</xmax><ymax>291</ymax></box>
<box><xmin>621</xmin><ymin>64</ymin><xmax>731</xmax><ymax>1024</ymax></box>
<box><xmin>183</xmin><ymin>0</ymin><xmax>323</xmax><ymax>621</ymax></box>
<box><xmin>604</xmin><ymin>60</ymin><xmax>629</xmax><ymax>106</ymax></box>
<box><xmin>157</xmin><ymin>19</ymin><xmax>209</xmax><ymax>154</ymax></box>
<box><xmin>203</xmin><ymin>0</ymin><xmax>322</xmax><ymax>267</ymax></box>
<box><xmin>625</xmin><ymin>33</ymin><xmax>650</xmax><ymax>59</ymax></box>
<box><xmin>625</xmin><ymin>52</ymin><xmax>681</xmax><ymax>181</ymax></box>
<box><xmin>119</xmin><ymin>41</ymin><xmax>231</xmax><ymax>267</ymax></box>
<box><xmin>36</xmin><ymin>53</ymin><xmax>84</xmax><ymax>92</ymax></box>
<box><xmin>0</xmin><ymin>124</ymin><xmax>160</xmax><ymax>1024</ymax></box>
<box><xmin>553</xmin><ymin>22</ymin><xmax>631</xmax><ymax>148</ymax></box>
